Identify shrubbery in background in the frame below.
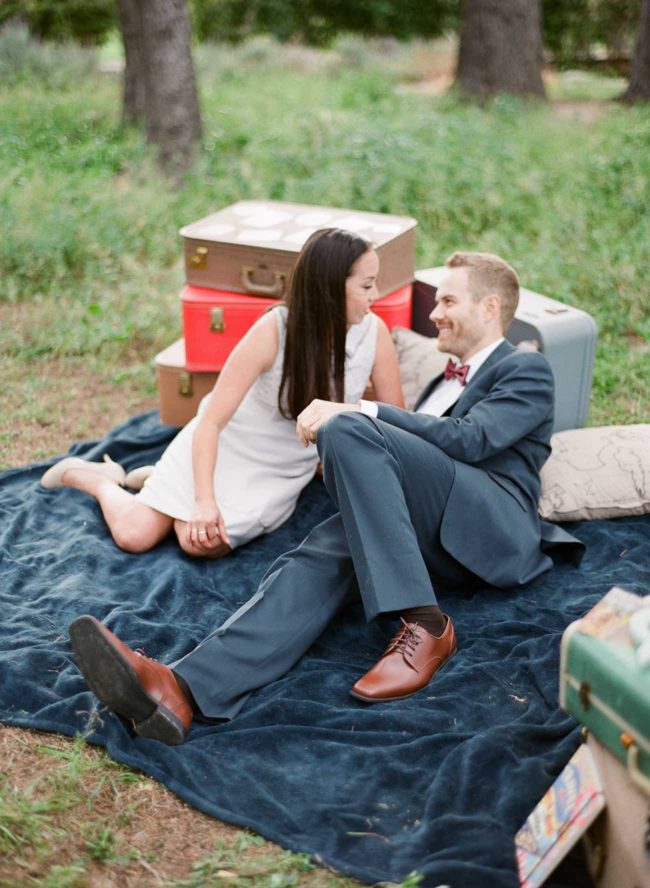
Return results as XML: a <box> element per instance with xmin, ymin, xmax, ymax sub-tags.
<box><xmin>0</xmin><ymin>21</ymin><xmax>97</xmax><ymax>86</ymax></box>
<box><xmin>1</xmin><ymin>0</ymin><xmax>642</xmax><ymax>69</ymax></box>
<box><xmin>190</xmin><ymin>0</ymin><xmax>457</xmax><ymax>45</ymax></box>
<box><xmin>0</xmin><ymin>0</ymin><xmax>115</xmax><ymax>45</ymax></box>
<box><xmin>543</xmin><ymin>0</ymin><xmax>640</xmax><ymax>67</ymax></box>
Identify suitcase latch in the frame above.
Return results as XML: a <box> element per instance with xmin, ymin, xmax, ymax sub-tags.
<box><xmin>178</xmin><ymin>371</ymin><xmax>193</xmax><ymax>397</ymax></box>
<box><xmin>189</xmin><ymin>246</ymin><xmax>208</xmax><ymax>269</ymax></box>
<box><xmin>579</xmin><ymin>680</ymin><xmax>591</xmax><ymax>710</ymax></box>
<box><xmin>210</xmin><ymin>308</ymin><xmax>225</xmax><ymax>333</ymax></box>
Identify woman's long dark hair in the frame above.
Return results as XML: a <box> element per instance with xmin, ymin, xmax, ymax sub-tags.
<box><xmin>278</xmin><ymin>228</ymin><xmax>372</xmax><ymax>420</ymax></box>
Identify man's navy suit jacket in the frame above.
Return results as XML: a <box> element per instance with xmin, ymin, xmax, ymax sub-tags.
<box><xmin>375</xmin><ymin>340</ymin><xmax>583</xmax><ymax>589</ymax></box>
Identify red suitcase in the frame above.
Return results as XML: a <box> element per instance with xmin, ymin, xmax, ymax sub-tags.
<box><xmin>181</xmin><ymin>285</ymin><xmax>279</xmax><ymax>372</ymax></box>
<box><xmin>371</xmin><ymin>284</ymin><xmax>412</xmax><ymax>330</ymax></box>
<box><xmin>182</xmin><ymin>283</ymin><xmax>414</xmax><ymax>373</ymax></box>
<box><xmin>180</xmin><ymin>200</ymin><xmax>417</xmax><ymax>299</ymax></box>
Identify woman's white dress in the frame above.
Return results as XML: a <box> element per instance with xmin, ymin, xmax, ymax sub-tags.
<box><xmin>136</xmin><ymin>306</ymin><xmax>379</xmax><ymax>548</ymax></box>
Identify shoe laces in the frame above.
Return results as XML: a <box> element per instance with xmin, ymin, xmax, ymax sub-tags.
<box><xmin>385</xmin><ymin>619</ymin><xmax>422</xmax><ymax>663</ymax></box>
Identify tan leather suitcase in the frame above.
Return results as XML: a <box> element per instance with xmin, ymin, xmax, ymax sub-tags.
<box><xmin>180</xmin><ymin>200</ymin><xmax>417</xmax><ymax>299</ymax></box>
<box><xmin>155</xmin><ymin>338</ymin><xmax>218</xmax><ymax>427</ymax></box>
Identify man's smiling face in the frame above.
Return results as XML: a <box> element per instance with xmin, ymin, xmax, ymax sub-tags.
<box><xmin>430</xmin><ymin>266</ymin><xmax>495</xmax><ymax>362</ymax></box>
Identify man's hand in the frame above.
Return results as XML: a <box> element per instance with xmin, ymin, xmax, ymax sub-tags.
<box><xmin>296</xmin><ymin>400</ymin><xmax>360</xmax><ymax>447</ymax></box>
<box><xmin>187</xmin><ymin>499</ymin><xmax>230</xmax><ymax>549</ymax></box>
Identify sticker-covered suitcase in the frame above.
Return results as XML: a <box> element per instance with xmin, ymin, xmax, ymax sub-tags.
<box><xmin>560</xmin><ymin>586</ymin><xmax>650</xmax><ymax>796</ymax></box>
<box><xmin>181</xmin><ymin>285</ymin><xmax>279</xmax><ymax>372</ymax></box>
<box><xmin>182</xmin><ymin>283</ymin><xmax>413</xmax><ymax>373</ymax></box>
<box><xmin>412</xmin><ymin>267</ymin><xmax>597</xmax><ymax>432</ymax></box>
<box><xmin>180</xmin><ymin>200</ymin><xmax>417</xmax><ymax>299</ymax></box>
<box><xmin>155</xmin><ymin>338</ymin><xmax>218</xmax><ymax>427</ymax></box>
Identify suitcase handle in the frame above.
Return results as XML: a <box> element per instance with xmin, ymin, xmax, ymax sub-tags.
<box><xmin>627</xmin><ymin>743</ymin><xmax>650</xmax><ymax>797</ymax></box>
<box><xmin>241</xmin><ymin>267</ymin><xmax>285</xmax><ymax>298</ymax></box>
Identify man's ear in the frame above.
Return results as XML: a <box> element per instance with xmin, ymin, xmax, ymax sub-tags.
<box><xmin>483</xmin><ymin>293</ymin><xmax>501</xmax><ymax>323</ymax></box>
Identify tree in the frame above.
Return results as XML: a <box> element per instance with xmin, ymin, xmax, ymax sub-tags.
<box><xmin>115</xmin><ymin>0</ymin><xmax>145</xmax><ymax>124</ymax></box>
<box><xmin>455</xmin><ymin>0</ymin><xmax>546</xmax><ymax>101</ymax></box>
<box><xmin>623</xmin><ymin>0</ymin><xmax>650</xmax><ymax>102</ymax></box>
<box><xmin>116</xmin><ymin>0</ymin><xmax>202</xmax><ymax>175</ymax></box>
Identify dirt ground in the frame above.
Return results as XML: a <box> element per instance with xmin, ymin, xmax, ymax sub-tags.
<box><xmin>0</xmin><ymin>726</ymin><xmax>252</xmax><ymax>887</ymax></box>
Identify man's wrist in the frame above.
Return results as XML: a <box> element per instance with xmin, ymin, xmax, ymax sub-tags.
<box><xmin>357</xmin><ymin>399</ymin><xmax>379</xmax><ymax>418</ymax></box>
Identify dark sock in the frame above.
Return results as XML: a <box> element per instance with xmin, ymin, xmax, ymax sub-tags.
<box><xmin>400</xmin><ymin>605</ymin><xmax>447</xmax><ymax>637</ymax></box>
<box><xmin>172</xmin><ymin>671</ymin><xmax>201</xmax><ymax>715</ymax></box>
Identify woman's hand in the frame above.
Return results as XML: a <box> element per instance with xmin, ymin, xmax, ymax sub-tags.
<box><xmin>296</xmin><ymin>400</ymin><xmax>360</xmax><ymax>447</ymax></box>
<box><xmin>187</xmin><ymin>500</ymin><xmax>230</xmax><ymax>550</ymax></box>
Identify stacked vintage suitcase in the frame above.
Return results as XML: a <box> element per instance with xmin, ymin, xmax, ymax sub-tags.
<box><xmin>156</xmin><ymin>200</ymin><xmax>418</xmax><ymax>426</ymax></box>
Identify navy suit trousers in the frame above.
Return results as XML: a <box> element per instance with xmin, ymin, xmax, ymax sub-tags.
<box><xmin>172</xmin><ymin>412</ymin><xmax>475</xmax><ymax>719</ymax></box>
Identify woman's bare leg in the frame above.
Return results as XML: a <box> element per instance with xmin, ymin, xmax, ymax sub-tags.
<box><xmin>60</xmin><ymin>468</ymin><xmax>173</xmax><ymax>553</ymax></box>
<box><xmin>174</xmin><ymin>519</ymin><xmax>232</xmax><ymax>559</ymax></box>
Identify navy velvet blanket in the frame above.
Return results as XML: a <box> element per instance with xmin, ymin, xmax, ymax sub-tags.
<box><xmin>1</xmin><ymin>412</ymin><xmax>648</xmax><ymax>887</ymax></box>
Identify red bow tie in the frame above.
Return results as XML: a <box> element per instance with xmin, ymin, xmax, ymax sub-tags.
<box><xmin>443</xmin><ymin>359</ymin><xmax>470</xmax><ymax>385</ymax></box>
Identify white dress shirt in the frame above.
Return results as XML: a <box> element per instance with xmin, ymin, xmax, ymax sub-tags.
<box><xmin>360</xmin><ymin>337</ymin><xmax>505</xmax><ymax>419</ymax></box>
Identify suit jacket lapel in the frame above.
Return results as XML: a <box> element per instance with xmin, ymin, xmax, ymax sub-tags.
<box><xmin>448</xmin><ymin>340</ymin><xmax>516</xmax><ymax>417</ymax></box>
<box><xmin>413</xmin><ymin>371</ymin><xmax>445</xmax><ymax>412</ymax></box>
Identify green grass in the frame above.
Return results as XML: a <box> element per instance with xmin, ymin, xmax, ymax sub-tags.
<box><xmin>0</xmin><ymin>32</ymin><xmax>648</xmax><ymax>427</ymax></box>
<box><xmin>0</xmin><ymin>734</ymin><xmax>146</xmax><ymax>885</ymax></box>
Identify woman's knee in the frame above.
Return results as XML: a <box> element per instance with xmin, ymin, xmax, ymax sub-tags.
<box><xmin>110</xmin><ymin>507</ymin><xmax>172</xmax><ymax>554</ymax></box>
<box><xmin>112</xmin><ymin>525</ymin><xmax>158</xmax><ymax>554</ymax></box>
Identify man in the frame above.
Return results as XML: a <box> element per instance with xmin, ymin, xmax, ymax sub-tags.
<box><xmin>70</xmin><ymin>251</ymin><xmax>583</xmax><ymax>745</ymax></box>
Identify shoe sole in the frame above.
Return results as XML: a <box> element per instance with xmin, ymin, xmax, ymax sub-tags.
<box><xmin>70</xmin><ymin>616</ymin><xmax>186</xmax><ymax>745</ymax></box>
<box><xmin>349</xmin><ymin>648</ymin><xmax>457</xmax><ymax>704</ymax></box>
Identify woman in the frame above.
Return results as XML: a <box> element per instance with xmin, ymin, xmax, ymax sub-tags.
<box><xmin>41</xmin><ymin>228</ymin><xmax>404</xmax><ymax>556</ymax></box>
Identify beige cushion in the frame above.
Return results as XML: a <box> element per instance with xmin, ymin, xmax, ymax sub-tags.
<box><xmin>391</xmin><ymin>327</ymin><xmax>449</xmax><ymax>410</ymax></box>
<box><xmin>539</xmin><ymin>425</ymin><xmax>650</xmax><ymax>521</ymax></box>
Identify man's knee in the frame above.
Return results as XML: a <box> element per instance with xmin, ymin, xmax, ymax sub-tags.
<box><xmin>317</xmin><ymin>411</ymin><xmax>377</xmax><ymax>459</ymax></box>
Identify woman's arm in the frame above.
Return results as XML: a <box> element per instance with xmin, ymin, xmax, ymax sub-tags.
<box><xmin>188</xmin><ymin>310</ymin><xmax>279</xmax><ymax>549</ymax></box>
<box><xmin>369</xmin><ymin>317</ymin><xmax>404</xmax><ymax>408</ymax></box>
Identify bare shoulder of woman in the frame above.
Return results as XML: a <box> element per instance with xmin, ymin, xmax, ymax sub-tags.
<box><xmin>228</xmin><ymin>306</ymin><xmax>281</xmax><ymax>374</ymax></box>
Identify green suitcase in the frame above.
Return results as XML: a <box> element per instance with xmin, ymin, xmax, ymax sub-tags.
<box><xmin>560</xmin><ymin>586</ymin><xmax>650</xmax><ymax>797</ymax></box>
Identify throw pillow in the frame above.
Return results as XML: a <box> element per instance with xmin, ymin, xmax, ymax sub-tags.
<box><xmin>390</xmin><ymin>327</ymin><xmax>448</xmax><ymax>410</ymax></box>
<box><xmin>539</xmin><ymin>425</ymin><xmax>650</xmax><ymax>521</ymax></box>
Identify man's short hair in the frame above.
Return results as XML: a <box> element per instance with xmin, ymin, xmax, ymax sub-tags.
<box><xmin>445</xmin><ymin>251</ymin><xmax>519</xmax><ymax>332</ymax></box>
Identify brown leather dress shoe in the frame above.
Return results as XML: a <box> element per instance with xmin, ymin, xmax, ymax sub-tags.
<box><xmin>350</xmin><ymin>616</ymin><xmax>457</xmax><ymax>703</ymax></box>
<box><xmin>70</xmin><ymin>615</ymin><xmax>193</xmax><ymax>745</ymax></box>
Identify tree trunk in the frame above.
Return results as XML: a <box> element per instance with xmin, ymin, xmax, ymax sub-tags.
<box><xmin>623</xmin><ymin>0</ymin><xmax>650</xmax><ymax>102</ymax></box>
<box><xmin>456</xmin><ymin>0</ymin><xmax>546</xmax><ymax>101</ymax></box>
<box><xmin>116</xmin><ymin>0</ymin><xmax>146</xmax><ymax>125</ymax></box>
<box><xmin>115</xmin><ymin>0</ymin><xmax>202</xmax><ymax>175</ymax></box>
